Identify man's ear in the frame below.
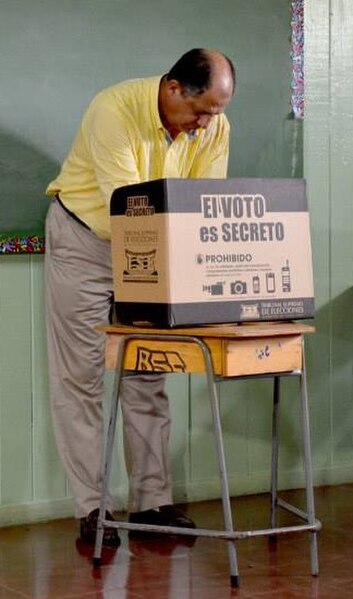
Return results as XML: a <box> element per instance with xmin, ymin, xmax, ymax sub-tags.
<box><xmin>166</xmin><ymin>79</ymin><xmax>183</xmax><ymax>97</ymax></box>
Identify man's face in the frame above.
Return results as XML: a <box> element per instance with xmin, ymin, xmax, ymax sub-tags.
<box><xmin>161</xmin><ymin>80</ymin><xmax>233</xmax><ymax>137</ymax></box>
<box><xmin>176</xmin><ymin>89</ymin><xmax>228</xmax><ymax>131</ymax></box>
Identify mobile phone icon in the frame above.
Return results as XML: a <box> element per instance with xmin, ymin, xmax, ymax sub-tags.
<box><xmin>252</xmin><ymin>275</ymin><xmax>260</xmax><ymax>294</ymax></box>
<box><xmin>281</xmin><ymin>260</ymin><xmax>291</xmax><ymax>292</ymax></box>
<box><xmin>266</xmin><ymin>272</ymin><xmax>275</xmax><ymax>293</ymax></box>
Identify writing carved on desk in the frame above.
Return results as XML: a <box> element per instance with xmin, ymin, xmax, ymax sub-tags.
<box><xmin>135</xmin><ymin>346</ymin><xmax>187</xmax><ymax>372</ymax></box>
<box><xmin>255</xmin><ymin>345</ymin><xmax>271</xmax><ymax>360</ymax></box>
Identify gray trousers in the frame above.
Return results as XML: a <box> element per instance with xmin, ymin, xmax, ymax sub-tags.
<box><xmin>45</xmin><ymin>199</ymin><xmax>172</xmax><ymax>518</ymax></box>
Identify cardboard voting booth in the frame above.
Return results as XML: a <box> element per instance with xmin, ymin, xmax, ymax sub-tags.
<box><xmin>110</xmin><ymin>178</ymin><xmax>315</xmax><ymax>327</ymax></box>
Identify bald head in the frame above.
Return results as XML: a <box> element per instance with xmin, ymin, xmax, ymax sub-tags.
<box><xmin>166</xmin><ymin>48</ymin><xmax>236</xmax><ymax>97</ymax></box>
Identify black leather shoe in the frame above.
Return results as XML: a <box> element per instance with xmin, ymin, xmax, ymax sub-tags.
<box><xmin>80</xmin><ymin>508</ymin><xmax>120</xmax><ymax>547</ymax></box>
<box><xmin>129</xmin><ymin>504</ymin><xmax>196</xmax><ymax>529</ymax></box>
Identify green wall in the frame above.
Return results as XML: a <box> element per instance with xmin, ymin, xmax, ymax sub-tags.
<box><xmin>1</xmin><ymin>0</ymin><xmax>352</xmax><ymax>526</ymax></box>
<box><xmin>304</xmin><ymin>1</ymin><xmax>353</xmax><ymax>477</ymax></box>
<box><xmin>0</xmin><ymin>0</ymin><xmax>299</xmax><ymax>241</ymax></box>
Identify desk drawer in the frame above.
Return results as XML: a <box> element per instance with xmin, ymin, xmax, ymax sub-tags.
<box><xmin>223</xmin><ymin>334</ymin><xmax>302</xmax><ymax>377</ymax></box>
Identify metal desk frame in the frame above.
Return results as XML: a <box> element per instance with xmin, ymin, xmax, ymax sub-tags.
<box><xmin>93</xmin><ymin>326</ymin><xmax>321</xmax><ymax>588</ymax></box>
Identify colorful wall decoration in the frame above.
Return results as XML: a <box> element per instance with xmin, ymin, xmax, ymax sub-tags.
<box><xmin>291</xmin><ymin>0</ymin><xmax>304</xmax><ymax>119</ymax></box>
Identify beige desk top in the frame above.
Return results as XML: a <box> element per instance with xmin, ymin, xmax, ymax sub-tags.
<box><xmin>99</xmin><ymin>321</ymin><xmax>315</xmax><ymax>339</ymax></box>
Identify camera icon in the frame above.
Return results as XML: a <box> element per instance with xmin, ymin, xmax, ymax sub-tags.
<box><xmin>230</xmin><ymin>280</ymin><xmax>247</xmax><ymax>295</ymax></box>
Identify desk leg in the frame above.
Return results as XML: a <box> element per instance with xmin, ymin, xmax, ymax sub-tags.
<box><xmin>199</xmin><ymin>339</ymin><xmax>240</xmax><ymax>588</ymax></box>
<box><xmin>300</xmin><ymin>339</ymin><xmax>319</xmax><ymax>576</ymax></box>
<box><xmin>270</xmin><ymin>376</ymin><xmax>280</xmax><ymax>530</ymax></box>
<box><xmin>93</xmin><ymin>336</ymin><xmax>126</xmax><ymax>566</ymax></box>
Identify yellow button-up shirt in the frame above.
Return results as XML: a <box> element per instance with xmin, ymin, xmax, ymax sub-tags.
<box><xmin>46</xmin><ymin>76</ymin><xmax>230</xmax><ymax>239</ymax></box>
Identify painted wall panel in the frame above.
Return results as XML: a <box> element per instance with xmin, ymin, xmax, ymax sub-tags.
<box><xmin>329</xmin><ymin>0</ymin><xmax>353</xmax><ymax>465</ymax></box>
<box><xmin>31</xmin><ymin>256</ymin><xmax>67</xmax><ymax>502</ymax></box>
<box><xmin>0</xmin><ymin>258</ymin><xmax>33</xmax><ymax>505</ymax></box>
<box><xmin>304</xmin><ymin>0</ymin><xmax>333</xmax><ymax>480</ymax></box>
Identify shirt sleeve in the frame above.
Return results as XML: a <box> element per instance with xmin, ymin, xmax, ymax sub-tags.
<box><xmin>82</xmin><ymin>98</ymin><xmax>141</xmax><ymax>206</ymax></box>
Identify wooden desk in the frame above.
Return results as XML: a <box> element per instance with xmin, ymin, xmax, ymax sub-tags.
<box><xmin>102</xmin><ymin>321</ymin><xmax>315</xmax><ymax>377</ymax></box>
<box><xmin>94</xmin><ymin>321</ymin><xmax>320</xmax><ymax>587</ymax></box>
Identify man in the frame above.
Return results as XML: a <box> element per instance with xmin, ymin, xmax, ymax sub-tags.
<box><xmin>45</xmin><ymin>48</ymin><xmax>235</xmax><ymax>546</ymax></box>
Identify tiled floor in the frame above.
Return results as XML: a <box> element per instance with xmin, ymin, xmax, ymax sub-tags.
<box><xmin>1</xmin><ymin>484</ymin><xmax>353</xmax><ymax>598</ymax></box>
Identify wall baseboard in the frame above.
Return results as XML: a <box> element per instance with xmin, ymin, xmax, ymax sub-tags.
<box><xmin>0</xmin><ymin>498</ymin><xmax>75</xmax><ymax>528</ymax></box>
<box><xmin>1</xmin><ymin>466</ymin><xmax>352</xmax><ymax>527</ymax></box>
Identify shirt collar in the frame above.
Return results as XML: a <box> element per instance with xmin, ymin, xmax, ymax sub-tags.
<box><xmin>163</xmin><ymin>127</ymin><xmax>199</xmax><ymax>145</ymax></box>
